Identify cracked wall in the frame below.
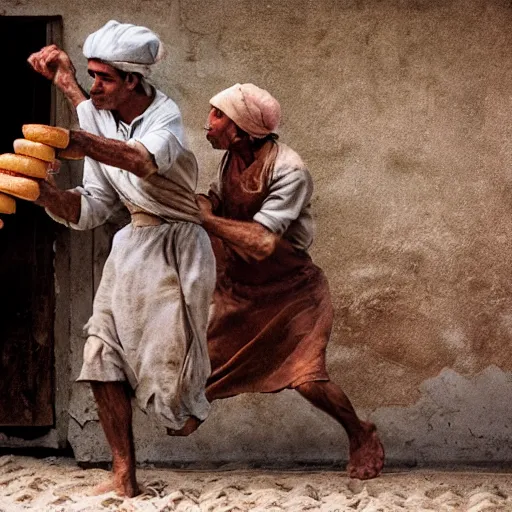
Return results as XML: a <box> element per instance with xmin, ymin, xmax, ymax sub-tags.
<box><xmin>4</xmin><ymin>0</ymin><xmax>512</xmax><ymax>464</ymax></box>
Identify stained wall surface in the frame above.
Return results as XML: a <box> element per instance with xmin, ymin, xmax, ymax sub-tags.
<box><xmin>3</xmin><ymin>0</ymin><xmax>512</xmax><ymax>465</ymax></box>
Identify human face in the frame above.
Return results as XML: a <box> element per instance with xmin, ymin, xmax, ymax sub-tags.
<box><xmin>205</xmin><ymin>107</ymin><xmax>239</xmax><ymax>150</ymax></box>
<box><xmin>87</xmin><ymin>60</ymin><xmax>131</xmax><ymax>110</ymax></box>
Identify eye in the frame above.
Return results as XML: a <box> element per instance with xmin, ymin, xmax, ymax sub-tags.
<box><xmin>214</xmin><ymin>109</ymin><xmax>223</xmax><ymax>119</ymax></box>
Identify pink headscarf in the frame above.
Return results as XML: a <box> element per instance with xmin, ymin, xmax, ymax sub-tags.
<box><xmin>209</xmin><ymin>83</ymin><xmax>281</xmax><ymax>139</ymax></box>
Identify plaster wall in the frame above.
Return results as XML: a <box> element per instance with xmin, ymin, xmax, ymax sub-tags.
<box><xmin>3</xmin><ymin>0</ymin><xmax>512</xmax><ymax>465</ymax></box>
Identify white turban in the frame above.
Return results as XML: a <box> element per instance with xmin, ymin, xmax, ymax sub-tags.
<box><xmin>209</xmin><ymin>83</ymin><xmax>281</xmax><ymax>139</ymax></box>
<box><xmin>83</xmin><ymin>20</ymin><xmax>164</xmax><ymax>95</ymax></box>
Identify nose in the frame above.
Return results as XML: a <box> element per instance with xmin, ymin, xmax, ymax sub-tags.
<box><xmin>90</xmin><ymin>77</ymin><xmax>102</xmax><ymax>94</ymax></box>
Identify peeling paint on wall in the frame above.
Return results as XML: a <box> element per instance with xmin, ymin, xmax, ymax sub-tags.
<box><xmin>69</xmin><ymin>367</ymin><xmax>512</xmax><ymax>466</ymax></box>
<box><xmin>372</xmin><ymin>366</ymin><xmax>512</xmax><ymax>464</ymax></box>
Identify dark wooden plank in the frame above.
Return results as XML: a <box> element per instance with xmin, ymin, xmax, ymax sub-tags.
<box><xmin>0</xmin><ymin>18</ymin><xmax>55</xmax><ymax>427</ymax></box>
<box><xmin>48</xmin><ymin>16</ymin><xmax>71</xmax><ymax>448</ymax></box>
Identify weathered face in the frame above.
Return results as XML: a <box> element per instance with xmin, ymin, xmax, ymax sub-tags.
<box><xmin>87</xmin><ymin>59</ymin><xmax>131</xmax><ymax>111</ymax></box>
<box><xmin>205</xmin><ymin>107</ymin><xmax>239</xmax><ymax>150</ymax></box>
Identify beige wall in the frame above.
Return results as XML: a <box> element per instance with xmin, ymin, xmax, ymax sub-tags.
<box><xmin>5</xmin><ymin>0</ymin><xmax>512</xmax><ymax>465</ymax></box>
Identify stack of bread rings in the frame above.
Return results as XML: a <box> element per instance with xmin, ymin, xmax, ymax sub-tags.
<box><xmin>0</xmin><ymin>124</ymin><xmax>83</xmax><ymax>229</ymax></box>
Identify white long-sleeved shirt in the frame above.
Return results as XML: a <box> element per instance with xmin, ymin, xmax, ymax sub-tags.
<box><xmin>48</xmin><ymin>89</ymin><xmax>200</xmax><ymax>229</ymax></box>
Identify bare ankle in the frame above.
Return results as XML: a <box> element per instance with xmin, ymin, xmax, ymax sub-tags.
<box><xmin>92</xmin><ymin>474</ymin><xmax>140</xmax><ymax>498</ymax></box>
<box><xmin>348</xmin><ymin>422</ymin><xmax>377</xmax><ymax>448</ymax></box>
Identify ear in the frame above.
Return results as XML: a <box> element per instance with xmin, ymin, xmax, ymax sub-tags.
<box><xmin>125</xmin><ymin>73</ymin><xmax>139</xmax><ymax>91</ymax></box>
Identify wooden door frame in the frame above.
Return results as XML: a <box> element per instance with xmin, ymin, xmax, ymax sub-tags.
<box><xmin>47</xmin><ymin>15</ymin><xmax>71</xmax><ymax>452</ymax></box>
<box><xmin>1</xmin><ymin>16</ymin><xmax>113</xmax><ymax>452</ymax></box>
<box><xmin>0</xmin><ymin>15</ymin><xmax>86</xmax><ymax>450</ymax></box>
<box><xmin>47</xmin><ymin>15</ymin><xmax>96</xmax><ymax>452</ymax></box>
<box><xmin>49</xmin><ymin>16</ymin><xmax>92</xmax><ymax>451</ymax></box>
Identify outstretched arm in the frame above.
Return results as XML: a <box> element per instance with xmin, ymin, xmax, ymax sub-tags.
<box><xmin>67</xmin><ymin>131</ymin><xmax>157</xmax><ymax>178</ymax></box>
<box><xmin>28</xmin><ymin>44</ymin><xmax>88</xmax><ymax>108</ymax></box>
<box><xmin>196</xmin><ymin>195</ymin><xmax>279</xmax><ymax>261</ymax></box>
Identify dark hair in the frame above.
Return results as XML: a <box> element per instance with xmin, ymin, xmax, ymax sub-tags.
<box><xmin>115</xmin><ymin>68</ymin><xmax>128</xmax><ymax>80</ymax></box>
<box><xmin>235</xmin><ymin>125</ymin><xmax>279</xmax><ymax>147</ymax></box>
<box><xmin>116</xmin><ymin>69</ymin><xmax>146</xmax><ymax>94</ymax></box>
<box><xmin>253</xmin><ymin>132</ymin><xmax>279</xmax><ymax>148</ymax></box>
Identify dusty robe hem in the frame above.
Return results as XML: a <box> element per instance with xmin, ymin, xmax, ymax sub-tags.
<box><xmin>205</xmin><ymin>141</ymin><xmax>334</xmax><ymax>401</ymax></box>
<box><xmin>205</xmin><ymin>237</ymin><xmax>334</xmax><ymax>401</ymax></box>
<box><xmin>78</xmin><ymin>221</ymin><xmax>215</xmax><ymax>430</ymax></box>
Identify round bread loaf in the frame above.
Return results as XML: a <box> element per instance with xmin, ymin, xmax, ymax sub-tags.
<box><xmin>57</xmin><ymin>146</ymin><xmax>85</xmax><ymax>160</ymax></box>
<box><xmin>0</xmin><ymin>154</ymin><xmax>48</xmax><ymax>179</ymax></box>
<box><xmin>0</xmin><ymin>192</ymin><xmax>16</xmax><ymax>214</ymax></box>
<box><xmin>14</xmin><ymin>139</ymin><xmax>55</xmax><ymax>162</ymax></box>
<box><xmin>0</xmin><ymin>171</ymin><xmax>40</xmax><ymax>201</ymax></box>
<box><xmin>22</xmin><ymin>124</ymin><xmax>69</xmax><ymax>149</ymax></box>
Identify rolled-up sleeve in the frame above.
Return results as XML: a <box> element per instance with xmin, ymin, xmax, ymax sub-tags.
<box><xmin>46</xmin><ymin>158</ymin><xmax>121</xmax><ymax>230</ymax></box>
<box><xmin>253</xmin><ymin>168</ymin><xmax>313</xmax><ymax>235</ymax></box>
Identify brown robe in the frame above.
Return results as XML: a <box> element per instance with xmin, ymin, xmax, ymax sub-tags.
<box><xmin>206</xmin><ymin>142</ymin><xmax>332</xmax><ymax>400</ymax></box>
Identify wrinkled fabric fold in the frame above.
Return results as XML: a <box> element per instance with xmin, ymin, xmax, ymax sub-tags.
<box><xmin>205</xmin><ymin>141</ymin><xmax>331</xmax><ymax>400</ymax></box>
<box><xmin>78</xmin><ymin>221</ymin><xmax>216</xmax><ymax>429</ymax></box>
<box><xmin>206</xmin><ymin>237</ymin><xmax>332</xmax><ymax>399</ymax></box>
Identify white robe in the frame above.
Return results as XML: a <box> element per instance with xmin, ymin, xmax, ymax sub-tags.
<box><xmin>49</xmin><ymin>91</ymin><xmax>215</xmax><ymax>429</ymax></box>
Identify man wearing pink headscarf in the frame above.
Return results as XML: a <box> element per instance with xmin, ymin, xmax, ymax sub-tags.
<box><xmin>195</xmin><ymin>83</ymin><xmax>385</xmax><ymax>480</ymax></box>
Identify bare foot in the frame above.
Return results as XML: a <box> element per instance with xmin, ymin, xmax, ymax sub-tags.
<box><xmin>346</xmin><ymin>421</ymin><xmax>385</xmax><ymax>480</ymax></box>
<box><xmin>166</xmin><ymin>416</ymin><xmax>203</xmax><ymax>437</ymax></box>
<box><xmin>91</xmin><ymin>472</ymin><xmax>140</xmax><ymax>498</ymax></box>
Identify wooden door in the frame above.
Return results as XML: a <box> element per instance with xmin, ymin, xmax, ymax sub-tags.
<box><xmin>0</xmin><ymin>17</ymin><xmax>61</xmax><ymax>428</ymax></box>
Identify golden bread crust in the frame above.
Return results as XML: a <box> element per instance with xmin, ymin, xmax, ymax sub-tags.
<box><xmin>22</xmin><ymin>124</ymin><xmax>70</xmax><ymax>149</ymax></box>
<box><xmin>57</xmin><ymin>146</ymin><xmax>85</xmax><ymax>160</ymax></box>
<box><xmin>0</xmin><ymin>192</ymin><xmax>16</xmax><ymax>214</ymax></box>
<box><xmin>0</xmin><ymin>153</ymin><xmax>48</xmax><ymax>179</ymax></box>
<box><xmin>0</xmin><ymin>172</ymin><xmax>40</xmax><ymax>201</ymax></box>
<box><xmin>14</xmin><ymin>139</ymin><xmax>55</xmax><ymax>162</ymax></box>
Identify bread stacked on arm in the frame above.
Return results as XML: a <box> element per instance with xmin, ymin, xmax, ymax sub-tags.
<box><xmin>21</xmin><ymin>124</ymin><xmax>69</xmax><ymax>150</ymax></box>
<box><xmin>23</xmin><ymin>124</ymin><xmax>85</xmax><ymax>161</ymax></box>
<box><xmin>0</xmin><ymin>147</ymin><xmax>52</xmax><ymax>202</ymax></box>
<box><xmin>0</xmin><ymin>124</ymin><xmax>79</xmax><ymax>222</ymax></box>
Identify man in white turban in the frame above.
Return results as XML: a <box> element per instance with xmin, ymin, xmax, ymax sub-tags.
<box><xmin>196</xmin><ymin>83</ymin><xmax>385</xmax><ymax>480</ymax></box>
<box><xmin>27</xmin><ymin>20</ymin><xmax>215</xmax><ymax>497</ymax></box>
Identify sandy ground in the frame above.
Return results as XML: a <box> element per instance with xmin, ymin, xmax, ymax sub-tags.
<box><xmin>0</xmin><ymin>456</ymin><xmax>511</xmax><ymax>511</ymax></box>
